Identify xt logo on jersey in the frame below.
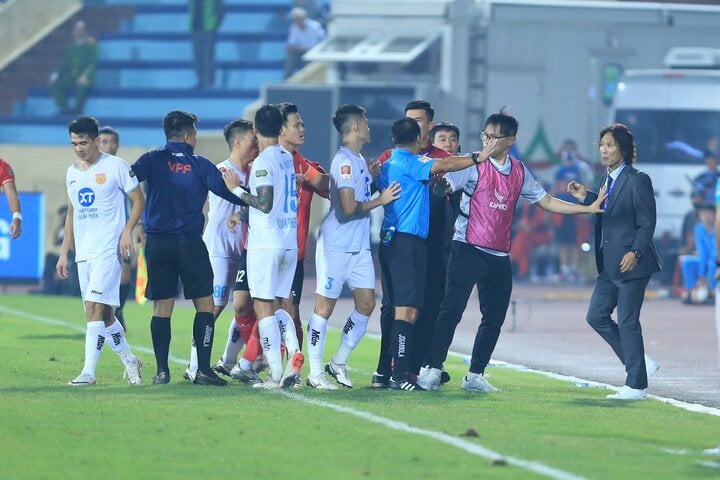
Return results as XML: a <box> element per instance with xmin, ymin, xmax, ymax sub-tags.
<box><xmin>343</xmin><ymin>318</ymin><xmax>355</xmax><ymax>335</ymax></box>
<box><xmin>310</xmin><ymin>329</ymin><xmax>321</xmax><ymax>346</ymax></box>
<box><xmin>168</xmin><ymin>161</ymin><xmax>192</xmax><ymax>174</ymax></box>
<box><xmin>78</xmin><ymin>188</ymin><xmax>95</xmax><ymax>207</ymax></box>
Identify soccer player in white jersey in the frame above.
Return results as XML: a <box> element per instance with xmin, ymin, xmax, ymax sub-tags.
<box><xmin>305</xmin><ymin>104</ymin><xmax>401</xmax><ymax>389</ymax></box>
<box><xmin>183</xmin><ymin>119</ymin><xmax>258</xmax><ymax>380</ymax></box>
<box><xmin>223</xmin><ymin>104</ymin><xmax>303</xmax><ymax>389</ymax></box>
<box><xmin>56</xmin><ymin>116</ymin><xmax>145</xmax><ymax>386</ymax></box>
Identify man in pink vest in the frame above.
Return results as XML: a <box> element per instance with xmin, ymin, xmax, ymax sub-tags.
<box><xmin>417</xmin><ymin>110</ymin><xmax>607</xmax><ymax>392</ymax></box>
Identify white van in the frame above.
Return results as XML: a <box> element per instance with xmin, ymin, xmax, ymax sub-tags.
<box><xmin>611</xmin><ymin>47</ymin><xmax>720</xmax><ymax>240</ymax></box>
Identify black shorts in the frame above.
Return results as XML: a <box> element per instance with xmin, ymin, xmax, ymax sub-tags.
<box><xmin>145</xmin><ymin>234</ymin><xmax>213</xmax><ymax>300</ymax></box>
<box><xmin>290</xmin><ymin>259</ymin><xmax>305</xmax><ymax>306</ymax></box>
<box><xmin>379</xmin><ymin>233</ymin><xmax>427</xmax><ymax>308</ymax></box>
<box><xmin>233</xmin><ymin>250</ymin><xmax>249</xmax><ymax>292</ymax></box>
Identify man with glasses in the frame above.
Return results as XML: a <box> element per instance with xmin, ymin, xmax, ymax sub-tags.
<box><xmin>417</xmin><ymin>110</ymin><xmax>607</xmax><ymax>392</ymax></box>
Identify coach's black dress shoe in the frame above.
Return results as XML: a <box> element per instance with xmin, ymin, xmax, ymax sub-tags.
<box><xmin>152</xmin><ymin>371</ymin><xmax>170</xmax><ymax>384</ymax></box>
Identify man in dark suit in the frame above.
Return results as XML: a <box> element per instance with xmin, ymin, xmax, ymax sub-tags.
<box><xmin>568</xmin><ymin>123</ymin><xmax>661</xmax><ymax>400</ymax></box>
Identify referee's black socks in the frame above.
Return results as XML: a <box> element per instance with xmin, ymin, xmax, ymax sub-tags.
<box><xmin>193</xmin><ymin>312</ymin><xmax>215</xmax><ymax>372</ymax></box>
<box><xmin>390</xmin><ymin>319</ymin><xmax>413</xmax><ymax>380</ymax></box>
<box><xmin>150</xmin><ymin>316</ymin><xmax>171</xmax><ymax>374</ymax></box>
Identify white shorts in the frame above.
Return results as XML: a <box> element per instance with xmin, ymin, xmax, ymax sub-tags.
<box><xmin>77</xmin><ymin>251</ymin><xmax>122</xmax><ymax>307</ymax></box>
<box><xmin>210</xmin><ymin>256</ymin><xmax>241</xmax><ymax>307</ymax></box>
<box><xmin>247</xmin><ymin>249</ymin><xmax>297</xmax><ymax>300</ymax></box>
<box><xmin>315</xmin><ymin>249</ymin><xmax>375</xmax><ymax>299</ymax></box>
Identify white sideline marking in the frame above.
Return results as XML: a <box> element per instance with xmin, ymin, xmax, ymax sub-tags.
<box><xmin>3</xmin><ymin>305</ymin><xmax>584</xmax><ymax>480</ymax></box>
<box><xmin>364</xmin><ymin>332</ymin><xmax>720</xmax><ymax>417</ymax></box>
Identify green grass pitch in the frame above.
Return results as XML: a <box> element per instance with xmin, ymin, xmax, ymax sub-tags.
<box><xmin>0</xmin><ymin>294</ymin><xmax>718</xmax><ymax>479</ymax></box>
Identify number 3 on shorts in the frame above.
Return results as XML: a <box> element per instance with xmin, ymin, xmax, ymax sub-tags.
<box><xmin>324</xmin><ymin>276</ymin><xmax>334</xmax><ymax>291</ymax></box>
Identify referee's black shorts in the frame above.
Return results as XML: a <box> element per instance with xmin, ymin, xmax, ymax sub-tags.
<box><xmin>379</xmin><ymin>232</ymin><xmax>427</xmax><ymax>309</ymax></box>
<box><xmin>145</xmin><ymin>233</ymin><xmax>213</xmax><ymax>300</ymax></box>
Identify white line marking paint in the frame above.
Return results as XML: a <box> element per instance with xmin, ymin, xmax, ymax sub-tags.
<box><xmin>3</xmin><ymin>305</ymin><xmax>585</xmax><ymax>480</ymax></box>
<box><xmin>365</xmin><ymin>332</ymin><xmax>720</xmax><ymax>417</ymax></box>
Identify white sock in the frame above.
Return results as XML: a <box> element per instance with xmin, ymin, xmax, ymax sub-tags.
<box><xmin>81</xmin><ymin>321</ymin><xmax>106</xmax><ymax>378</ymax></box>
<box><xmin>239</xmin><ymin>357</ymin><xmax>253</xmax><ymax>371</ymax></box>
<box><xmin>307</xmin><ymin>312</ymin><xmax>328</xmax><ymax>377</ymax></box>
<box><xmin>258</xmin><ymin>315</ymin><xmax>282</xmax><ymax>381</ymax></box>
<box><xmin>333</xmin><ymin>309</ymin><xmax>369</xmax><ymax>365</ymax></box>
<box><xmin>188</xmin><ymin>336</ymin><xmax>198</xmax><ymax>375</ymax></box>
<box><xmin>276</xmin><ymin>308</ymin><xmax>300</xmax><ymax>354</ymax></box>
<box><xmin>105</xmin><ymin>318</ymin><xmax>135</xmax><ymax>368</ymax></box>
<box><xmin>221</xmin><ymin>318</ymin><xmax>244</xmax><ymax>366</ymax></box>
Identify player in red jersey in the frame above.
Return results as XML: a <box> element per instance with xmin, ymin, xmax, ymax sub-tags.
<box><xmin>0</xmin><ymin>158</ymin><xmax>22</xmax><ymax>239</ymax></box>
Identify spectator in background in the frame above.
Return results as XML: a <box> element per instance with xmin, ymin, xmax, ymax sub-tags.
<box><xmin>557</xmin><ymin>139</ymin><xmax>594</xmax><ymax>186</ymax></box>
<box><xmin>680</xmin><ymin>203</ymin><xmax>717</xmax><ymax>305</ymax></box>
<box><xmin>189</xmin><ymin>0</ymin><xmax>224</xmax><ymax>89</ymax></box>
<box><xmin>284</xmin><ymin>7</ymin><xmax>325</xmax><ymax>79</ymax></box>
<box><xmin>292</xmin><ymin>0</ymin><xmax>328</xmax><ymax>26</ymax></box>
<box><xmin>692</xmin><ymin>152</ymin><xmax>720</xmax><ymax>205</ymax></box>
<box><xmin>0</xmin><ymin>158</ymin><xmax>21</xmax><ymax>239</ymax></box>
<box><xmin>50</xmin><ymin>21</ymin><xmax>97</xmax><ymax>114</ymax></box>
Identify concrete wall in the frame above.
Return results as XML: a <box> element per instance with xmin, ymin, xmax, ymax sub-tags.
<box><xmin>0</xmin><ymin>0</ymin><xmax>82</xmax><ymax>70</ymax></box>
<box><xmin>483</xmin><ymin>2</ymin><xmax>720</xmax><ymax>162</ymax></box>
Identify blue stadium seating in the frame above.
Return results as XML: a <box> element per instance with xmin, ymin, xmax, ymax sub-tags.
<box><xmin>0</xmin><ymin>0</ymin><xmax>328</xmax><ymax>145</ymax></box>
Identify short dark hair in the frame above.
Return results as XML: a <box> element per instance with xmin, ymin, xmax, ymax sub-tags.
<box><xmin>332</xmin><ymin>104</ymin><xmax>366</xmax><ymax>135</ymax></box>
<box><xmin>276</xmin><ymin>102</ymin><xmax>299</xmax><ymax>125</ymax></box>
<box><xmin>599</xmin><ymin>123</ymin><xmax>637</xmax><ymax>164</ymax></box>
<box><xmin>429</xmin><ymin>122</ymin><xmax>460</xmax><ymax>142</ymax></box>
<box><xmin>405</xmin><ymin>99</ymin><xmax>434</xmax><ymax>121</ymax></box>
<box><xmin>484</xmin><ymin>108</ymin><xmax>518</xmax><ymax>138</ymax></box>
<box><xmin>392</xmin><ymin>117</ymin><xmax>421</xmax><ymax>146</ymax></box>
<box><xmin>98</xmin><ymin>126</ymin><xmax>119</xmax><ymax>142</ymax></box>
<box><xmin>68</xmin><ymin>116</ymin><xmax>99</xmax><ymax>138</ymax></box>
<box><xmin>254</xmin><ymin>104</ymin><xmax>283</xmax><ymax>137</ymax></box>
<box><xmin>163</xmin><ymin>111</ymin><xmax>198</xmax><ymax>139</ymax></box>
<box><xmin>222</xmin><ymin>119</ymin><xmax>254</xmax><ymax>147</ymax></box>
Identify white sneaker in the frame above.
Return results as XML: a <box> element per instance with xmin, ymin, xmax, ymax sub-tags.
<box><xmin>123</xmin><ymin>357</ymin><xmax>143</xmax><ymax>385</ymax></box>
<box><xmin>253</xmin><ymin>355</ymin><xmax>268</xmax><ymax>374</ymax></box>
<box><xmin>252</xmin><ymin>376</ymin><xmax>281</xmax><ymax>390</ymax></box>
<box><xmin>68</xmin><ymin>373</ymin><xmax>96</xmax><ymax>386</ymax></box>
<box><xmin>417</xmin><ymin>366</ymin><xmax>442</xmax><ymax>391</ymax></box>
<box><xmin>645</xmin><ymin>355</ymin><xmax>660</xmax><ymax>376</ymax></box>
<box><xmin>325</xmin><ymin>361</ymin><xmax>353</xmax><ymax>388</ymax></box>
<box><xmin>461</xmin><ymin>373</ymin><xmax>499</xmax><ymax>392</ymax></box>
<box><xmin>230</xmin><ymin>365</ymin><xmax>262</xmax><ymax>385</ymax></box>
<box><xmin>182</xmin><ymin>365</ymin><xmax>196</xmax><ymax>382</ymax></box>
<box><xmin>606</xmin><ymin>385</ymin><xmax>647</xmax><ymax>400</ymax></box>
<box><xmin>306</xmin><ymin>373</ymin><xmax>339</xmax><ymax>390</ymax></box>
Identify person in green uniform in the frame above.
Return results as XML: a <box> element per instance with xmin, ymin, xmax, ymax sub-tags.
<box><xmin>189</xmin><ymin>0</ymin><xmax>224</xmax><ymax>89</ymax></box>
<box><xmin>50</xmin><ymin>21</ymin><xmax>97</xmax><ymax>114</ymax></box>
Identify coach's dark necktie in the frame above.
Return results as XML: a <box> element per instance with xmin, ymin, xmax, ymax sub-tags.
<box><xmin>601</xmin><ymin>175</ymin><xmax>613</xmax><ymax>210</ymax></box>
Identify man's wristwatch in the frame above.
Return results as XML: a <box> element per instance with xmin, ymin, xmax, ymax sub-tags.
<box><xmin>471</xmin><ymin>152</ymin><xmax>480</xmax><ymax>164</ymax></box>
<box><xmin>632</xmin><ymin>249</ymin><xmax>641</xmax><ymax>259</ymax></box>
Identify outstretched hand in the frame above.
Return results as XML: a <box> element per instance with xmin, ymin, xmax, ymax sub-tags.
<box><xmin>587</xmin><ymin>185</ymin><xmax>608</xmax><ymax>213</ymax></box>
<box><xmin>379</xmin><ymin>181</ymin><xmax>402</xmax><ymax>205</ymax></box>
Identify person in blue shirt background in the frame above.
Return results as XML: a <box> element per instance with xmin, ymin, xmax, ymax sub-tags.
<box><xmin>131</xmin><ymin>110</ymin><xmax>244</xmax><ymax>386</ymax></box>
<box><xmin>680</xmin><ymin>202</ymin><xmax>717</xmax><ymax>305</ymax></box>
<box><xmin>375</xmin><ymin>117</ymin><xmax>494</xmax><ymax>391</ymax></box>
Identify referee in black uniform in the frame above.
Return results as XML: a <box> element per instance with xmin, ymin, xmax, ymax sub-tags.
<box><xmin>131</xmin><ymin>111</ymin><xmax>245</xmax><ymax>386</ymax></box>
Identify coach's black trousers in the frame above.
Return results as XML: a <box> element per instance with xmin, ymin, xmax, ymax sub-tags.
<box><xmin>586</xmin><ymin>271</ymin><xmax>649</xmax><ymax>390</ymax></box>
<box><xmin>425</xmin><ymin>241</ymin><xmax>513</xmax><ymax>375</ymax></box>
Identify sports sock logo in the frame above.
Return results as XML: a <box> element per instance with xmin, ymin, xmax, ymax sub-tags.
<box><xmin>310</xmin><ymin>329</ymin><xmax>320</xmax><ymax>346</ymax></box>
<box><xmin>96</xmin><ymin>335</ymin><xmax>105</xmax><ymax>351</ymax></box>
<box><xmin>110</xmin><ymin>332</ymin><xmax>122</xmax><ymax>346</ymax></box>
<box><xmin>230</xmin><ymin>328</ymin><xmax>240</xmax><ymax>343</ymax></box>
<box><xmin>262</xmin><ymin>336</ymin><xmax>271</xmax><ymax>351</ymax></box>
<box><xmin>279</xmin><ymin>321</ymin><xmax>287</xmax><ymax>335</ymax></box>
<box><xmin>203</xmin><ymin>325</ymin><xmax>213</xmax><ymax>348</ymax></box>
<box><xmin>343</xmin><ymin>318</ymin><xmax>355</xmax><ymax>335</ymax></box>
<box><xmin>397</xmin><ymin>334</ymin><xmax>406</xmax><ymax>357</ymax></box>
